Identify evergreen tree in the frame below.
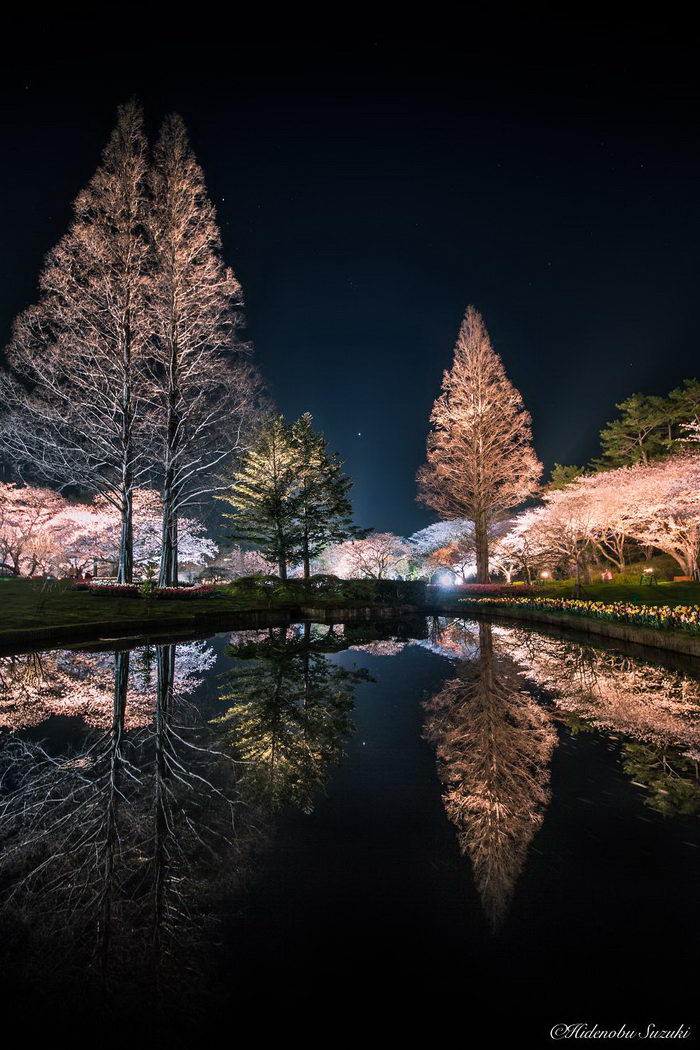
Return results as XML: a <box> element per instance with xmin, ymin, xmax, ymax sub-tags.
<box><xmin>218</xmin><ymin>413</ymin><xmax>358</xmax><ymax>580</ymax></box>
<box><xmin>547</xmin><ymin>463</ymin><xmax>585</xmax><ymax>490</ymax></box>
<box><xmin>291</xmin><ymin>413</ymin><xmax>357</xmax><ymax>578</ymax></box>
<box><xmin>417</xmin><ymin>306</ymin><xmax>541</xmax><ymax>582</ymax></box>
<box><xmin>595</xmin><ymin>393</ymin><xmax>669</xmax><ymax>468</ymax></box>
<box><xmin>665</xmin><ymin>378</ymin><xmax>700</xmax><ymax>448</ymax></box>
<box><xmin>217</xmin><ymin>416</ymin><xmax>300</xmax><ymax>579</ymax></box>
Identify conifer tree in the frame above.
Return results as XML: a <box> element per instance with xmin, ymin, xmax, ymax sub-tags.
<box><xmin>291</xmin><ymin>413</ymin><xmax>356</xmax><ymax>578</ymax></box>
<box><xmin>217</xmin><ymin>416</ymin><xmax>300</xmax><ymax>579</ymax></box>
<box><xmin>417</xmin><ymin>306</ymin><xmax>541</xmax><ymax>582</ymax></box>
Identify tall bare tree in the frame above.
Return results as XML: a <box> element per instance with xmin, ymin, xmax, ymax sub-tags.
<box><xmin>148</xmin><ymin>114</ymin><xmax>262</xmax><ymax>586</ymax></box>
<box><xmin>0</xmin><ymin>101</ymin><xmax>151</xmax><ymax>582</ymax></box>
<box><xmin>417</xmin><ymin>306</ymin><xmax>541</xmax><ymax>582</ymax></box>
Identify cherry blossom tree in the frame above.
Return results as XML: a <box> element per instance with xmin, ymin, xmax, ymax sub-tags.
<box><xmin>619</xmin><ymin>455</ymin><xmax>700</xmax><ymax>579</ymax></box>
<box><xmin>325</xmin><ymin>531</ymin><xmax>412</xmax><ymax>579</ymax></box>
<box><xmin>519</xmin><ymin>490</ymin><xmax>599</xmax><ymax>588</ymax></box>
<box><xmin>0</xmin><ymin>483</ymin><xmax>215</xmax><ymax>579</ymax></box>
<box><xmin>0</xmin><ymin>483</ymin><xmax>68</xmax><ymax>576</ymax></box>
<box><xmin>417</xmin><ymin>306</ymin><xmax>542</xmax><ymax>582</ymax></box>
<box><xmin>526</xmin><ymin>454</ymin><xmax>700</xmax><ymax>580</ymax></box>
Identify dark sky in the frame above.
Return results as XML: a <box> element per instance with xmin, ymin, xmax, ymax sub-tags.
<box><xmin>2</xmin><ymin>30</ymin><xmax>699</xmax><ymax>535</ymax></box>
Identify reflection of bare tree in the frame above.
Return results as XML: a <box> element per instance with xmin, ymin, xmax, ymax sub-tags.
<box><xmin>216</xmin><ymin>623</ymin><xmax>367</xmax><ymax>814</ymax></box>
<box><xmin>507</xmin><ymin>629</ymin><xmax>700</xmax><ymax>816</ymax></box>
<box><xmin>0</xmin><ymin>640</ymin><xmax>242</xmax><ymax>1018</ymax></box>
<box><xmin>424</xmin><ymin>622</ymin><xmax>556</xmax><ymax>929</ymax></box>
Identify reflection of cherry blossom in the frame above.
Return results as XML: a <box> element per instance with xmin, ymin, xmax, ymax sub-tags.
<box><xmin>506</xmin><ymin>630</ymin><xmax>700</xmax><ymax>757</ymax></box>
<box><xmin>348</xmin><ymin>640</ymin><xmax>407</xmax><ymax>656</ymax></box>
<box><xmin>0</xmin><ymin>642</ymin><xmax>215</xmax><ymax>732</ymax></box>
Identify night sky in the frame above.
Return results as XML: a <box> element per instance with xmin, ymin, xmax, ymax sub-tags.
<box><xmin>2</xmin><ymin>31</ymin><xmax>699</xmax><ymax>535</ymax></box>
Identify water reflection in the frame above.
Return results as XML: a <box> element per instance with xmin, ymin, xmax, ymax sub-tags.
<box><xmin>0</xmin><ymin>640</ymin><xmax>238</xmax><ymax>1019</ymax></box>
<box><xmin>423</xmin><ymin>621</ymin><xmax>557</xmax><ymax>929</ymax></box>
<box><xmin>215</xmin><ymin>623</ymin><xmax>370</xmax><ymax>813</ymax></box>
<box><xmin>505</xmin><ymin>629</ymin><xmax>700</xmax><ymax>818</ymax></box>
<box><xmin>0</xmin><ymin>616</ymin><xmax>697</xmax><ymax>1024</ymax></box>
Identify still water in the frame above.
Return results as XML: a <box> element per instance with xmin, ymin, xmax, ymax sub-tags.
<box><xmin>0</xmin><ymin>616</ymin><xmax>698</xmax><ymax>1042</ymax></box>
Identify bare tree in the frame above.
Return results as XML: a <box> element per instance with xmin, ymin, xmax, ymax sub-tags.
<box><xmin>0</xmin><ymin>101</ymin><xmax>152</xmax><ymax>582</ymax></box>
<box><xmin>148</xmin><ymin>114</ymin><xmax>263</xmax><ymax>586</ymax></box>
<box><xmin>417</xmin><ymin>306</ymin><xmax>541</xmax><ymax>582</ymax></box>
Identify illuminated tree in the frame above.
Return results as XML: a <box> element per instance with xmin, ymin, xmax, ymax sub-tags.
<box><xmin>0</xmin><ymin>102</ymin><xmax>152</xmax><ymax>582</ymax></box>
<box><xmin>621</xmin><ymin>455</ymin><xmax>700</xmax><ymax>578</ymax></box>
<box><xmin>291</xmin><ymin>413</ymin><xmax>357</xmax><ymax>577</ymax></box>
<box><xmin>417</xmin><ymin>306</ymin><xmax>541</xmax><ymax>582</ymax></box>
<box><xmin>325</xmin><ymin>531</ymin><xmax>412</xmax><ymax>579</ymax></box>
<box><xmin>217</xmin><ymin>415</ymin><xmax>301</xmax><ymax>579</ymax></box>
<box><xmin>148</xmin><ymin>114</ymin><xmax>262</xmax><ymax>586</ymax></box>
<box><xmin>0</xmin><ymin>482</ymin><xmax>67</xmax><ymax>576</ymax></box>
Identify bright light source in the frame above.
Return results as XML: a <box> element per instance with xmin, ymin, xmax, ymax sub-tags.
<box><xmin>439</xmin><ymin>572</ymin><xmax>455</xmax><ymax>587</ymax></box>
<box><xmin>539</xmin><ymin>570</ymin><xmax>551</xmax><ymax>579</ymax></box>
<box><xmin>643</xmin><ymin>567</ymin><xmax>654</xmax><ymax>574</ymax></box>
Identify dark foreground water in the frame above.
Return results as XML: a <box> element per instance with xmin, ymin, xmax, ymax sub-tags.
<box><xmin>0</xmin><ymin>616</ymin><xmax>698</xmax><ymax>1045</ymax></box>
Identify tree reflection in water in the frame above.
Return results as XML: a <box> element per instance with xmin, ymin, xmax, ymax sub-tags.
<box><xmin>423</xmin><ymin>620</ymin><xmax>557</xmax><ymax>930</ymax></box>
<box><xmin>0</xmin><ymin>640</ymin><xmax>241</xmax><ymax>1021</ymax></box>
<box><xmin>506</xmin><ymin>629</ymin><xmax>700</xmax><ymax>818</ymax></box>
<box><xmin>215</xmin><ymin>622</ymin><xmax>370</xmax><ymax>813</ymax></box>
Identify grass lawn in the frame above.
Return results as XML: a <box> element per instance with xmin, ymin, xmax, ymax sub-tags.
<box><xmin>528</xmin><ymin>579</ymin><xmax>700</xmax><ymax>605</ymax></box>
<box><xmin>0</xmin><ymin>576</ymin><xmax>410</xmax><ymax>639</ymax></box>
<box><xmin>0</xmin><ymin>577</ymin><xmax>273</xmax><ymax>636</ymax></box>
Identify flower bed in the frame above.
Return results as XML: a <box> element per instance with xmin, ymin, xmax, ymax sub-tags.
<box><xmin>74</xmin><ymin>582</ymin><xmax>216</xmax><ymax>600</ymax></box>
<box><xmin>87</xmin><ymin>583</ymin><xmax>140</xmax><ymax>597</ymax></box>
<box><xmin>458</xmin><ymin>596</ymin><xmax>700</xmax><ymax>634</ymax></box>
<box><xmin>455</xmin><ymin>583</ymin><xmax>535</xmax><ymax>595</ymax></box>
<box><xmin>153</xmin><ymin>585</ymin><xmax>215</xmax><ymax>600</ymax></box>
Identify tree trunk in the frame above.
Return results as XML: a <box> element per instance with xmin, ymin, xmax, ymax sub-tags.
<box><xmin>158</xmin><ymin>478</ymin><xmax>179</xmax><ymax>588</ymax></box>
<box><xmin>278</xmin><ymin>555</ymin><xmax>287</xmax><ymax>581</ymax></box>
<box><xmin>475</xmin><ymin>511</ymin><xmax>490</xmax><ymax>583</ymax></box>
<box><xmin>118</xmin><ymin>486</ymin><xmax>133</xmax><ymax>584</ymax></box>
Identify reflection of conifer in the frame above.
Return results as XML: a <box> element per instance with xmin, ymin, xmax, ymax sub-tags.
<box><xmin>622</xmin><ymin>743</ymin><xmax>700</xmax><ymax>818</ymax></box>
<box><xmin>216</xmin><ymin>624</ymin><xmax>368</xmax><ymax>813</ymax></box>
<box><xmin>424</xmin><ymin>622</ymin><xmax>556</xmax><ymax>929</ymax></box>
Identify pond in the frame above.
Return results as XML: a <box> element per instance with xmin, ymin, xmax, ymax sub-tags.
<box><xmin>0</xmin><ymin>616</ymin><xmax>698</xmax><ymax>1042</ymax></box>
